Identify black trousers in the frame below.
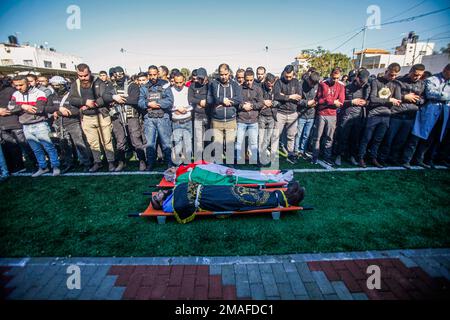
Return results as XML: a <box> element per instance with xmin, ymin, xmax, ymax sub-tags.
<box><xmin>0</xmin><ymin>128</ymin><xmax>36</xmax><ymax>171</ymax></box>
<box><xmin>402</xmin><ymin>113</ymin><xmax>445</xmax><ymax>163</ymax></box>
<box><xmin>111</xmin><ymin>116</ymin><xmax>129</xmax><ymax>162</ymax></box>
<box><xmin>127</xmin><ymin>117</ymin><xmax>146</xmax><ymax>162</ymax></box>
<box><xmin>379</xmin><ymin>116</ymin><xmax>414</xmax><ymax>163</ymax></box>
<box><xmin>58</xmin><ymin>122</ymin><xmax>93</xmax><ymax>168</ymax></box>
<box><xmin>358</xmin><ymin>115</ymin><xmax>390</xmax><ymax>160</ymax></box>
<box><xmin>336</xmin><ymin>112</ymin><xmax>364</xmax><ymax>159</ymax></box>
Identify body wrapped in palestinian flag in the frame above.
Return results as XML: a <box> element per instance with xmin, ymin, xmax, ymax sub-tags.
<box><xmin>172</xmin><ymin>182</ymin><xmax>289</xmax><ymax>224</ymax></box>
<box><xmin>175</xmin><ymin>163</ymin><xmax>293</xmax><ymax>186</ymax></box>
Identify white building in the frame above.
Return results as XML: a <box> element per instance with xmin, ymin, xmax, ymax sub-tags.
<box><xmin>292</xmin><ymin>53</ymin><xmax>310</xmax><ymax>74</ymax></box>
<box><xmin>355</xmin><ymin>32</ymin><xmax>435</xmax><ymax>69</ymax></box>
<box><xmin>0</xmin><ymin>36</ymin><xmax>82</xmax><ymax>73</ymax></box>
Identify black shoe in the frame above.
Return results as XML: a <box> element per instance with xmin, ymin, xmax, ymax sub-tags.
<box><xmin>371</xmin><ymin>159</ymin><xmax>383</xmax><ymax>168</ymax></box>
<box><xmin>61</xmin><ymin>165</ymin><xmax>74</xmax><ymax>174</ymax></box>
<box><xmin>89</xmin><ymin>163</ymin><xmax>102</xmax><ymax>173</ymax></box>
<box><xmin>416</xmin><ymin>160</ymin><xmax>431</xmax><ymax>169</ymax></box>
<box><xmin>402</xmin><ymin>162</ymin><xmax>412</xmax><ymax>170</ymax></box>
<box><xmin>286</xmin><ymin>154</ymin><xmax>298</xmax><ymax>164</ymax></box>
<box><xmin>358</xmin><ymin>159</ymin><xmax>367</xmax><ymax>168</ymax></box>
<box><xmin>377</xmin><ymin>159</ymin><xmax>387</xmax><ymax>167</ymax></box>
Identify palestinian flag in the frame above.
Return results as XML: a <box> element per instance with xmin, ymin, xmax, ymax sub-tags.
<box><xmin>175</xmin><ymin>163</ymin><xmax>293</xmax><ymax>186</ymax></box>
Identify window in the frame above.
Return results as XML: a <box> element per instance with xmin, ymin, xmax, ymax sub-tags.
<box><xmin>1</xmin><ymin>59</ymin><xmax>13</xmax><ymax>66</ymax></box>
<box><xmin>23</xmin><ymin>60</ymin><xmax>33</xmax><ymax>66</ymax></box>
<box><xmin>379</xmin><ymin>64</ymin><xmax>385</xmax><ymax>68</ymax></box>
<box><xmin>44</xmin><ymin>60</ymin><xmax>52</xmax><ymax>68</ymax></box>
<box><xmin>60</xmin><ymin>63</ymin><xmax>67</xmax><ymax>69</ymax></box>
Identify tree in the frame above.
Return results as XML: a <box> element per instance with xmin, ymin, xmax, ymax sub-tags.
<box><xmin>299</xmin><ymin>46</ymin><xmax>354</xmax><ymax>78</ymax></box>
<box><xmin>180</xmin><ymin>68</ymin><xmax>191</xmax><ymax>79</ymax></box>
<box><xmin>439</xmin><ymin>43</ymin><xmax>450</xmax><ymax>54</ymax></box>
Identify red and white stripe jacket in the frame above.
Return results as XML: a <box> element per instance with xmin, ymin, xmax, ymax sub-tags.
<box><xmin>11</xmin><ymin>87</ymin><xmax>48</xmax><ymax>125</ymax></box>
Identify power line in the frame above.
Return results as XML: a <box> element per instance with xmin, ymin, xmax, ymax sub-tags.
<box><xmin>383</xmin><ymin>0</ymin><xmax>428</xmax><ymax>23</ymax></box>
<box><xmin>330</xmin><ymin>7</ymin><xmax>450</xmax><ymax>55</ymax></box>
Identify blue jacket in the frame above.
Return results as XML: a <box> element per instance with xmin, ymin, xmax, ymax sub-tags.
<box><xmin>412</xmin><ymin>72</ymin><xmax>450</xmax><ymax>141</ymax></box>
<box><xmin>138</xmin><ymin>79</ymin><xmax>174</xmax><ymax>117</ymax></box>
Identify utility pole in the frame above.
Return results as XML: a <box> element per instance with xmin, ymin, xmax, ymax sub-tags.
<box><xmin>358</xmin><ymin>27</ymin><xmax>367</xmax><ymax>69</ymax></box>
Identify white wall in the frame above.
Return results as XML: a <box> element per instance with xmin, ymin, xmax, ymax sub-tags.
<box><xmin>0</xmin><ymin>44</ymin><xmax>82</xmax><ymax>70</ymax></box>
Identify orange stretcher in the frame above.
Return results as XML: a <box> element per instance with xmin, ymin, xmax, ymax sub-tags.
<box><xmin>154</xmin><ymin>177</ymin><xmax>288</xmax><ymax>189</ymax></box>
<box><xmin>129</xmin><ymin>191</ymin><xmax>312</xmax><ymax>224</ymax></box>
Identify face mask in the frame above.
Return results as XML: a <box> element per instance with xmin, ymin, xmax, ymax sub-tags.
<box><xmin>56</xmin><ymin>86</ymin><xmax>67</xmax><ymax>95</ymax></box>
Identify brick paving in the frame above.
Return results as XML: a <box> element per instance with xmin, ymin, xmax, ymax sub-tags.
<box><xmin>1</xmin><ymin>248</ymin><xmax>449</xmax><ymax>300</ymax></box>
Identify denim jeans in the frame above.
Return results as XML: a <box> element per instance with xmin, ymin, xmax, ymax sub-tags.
<box><xmin>172</xmin><ymin>120</ymin><xmax>193</xmax><ymax>165</ymax></box>
<box><xmin>311</xmin><ymin>115</ymin><xmax>337</xmax><ymax>161</ymax></box>
<box><xmin>23</xmin><ymin>122</ymin><xmax>60</xmax><ymax>169</ymax></box>
<box><xmin>236</xmin><ymin>122</ymin><xmax>258</xmax><ymax>163</ymax></box>
<box><xmin>0</xmin><ymin>144</ymin><xmax>9</xmax><ymax>177</ymax></box>
<box><xmin>294</xmin><ymin>117</ymin><xmax>314</xmax><ymax>153</ymax></box>
<box><xmin>143</xmin><ymin>114</ymin><xmax>173</xmax><ymax>168</ymax></box>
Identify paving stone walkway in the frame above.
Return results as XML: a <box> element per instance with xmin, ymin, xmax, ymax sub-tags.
<box><xmin>1</xmin><ymin>248</ymin><xmax>449</xmax><ymax>300</ymax></box>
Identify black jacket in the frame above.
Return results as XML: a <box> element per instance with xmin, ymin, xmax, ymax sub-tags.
<box><xmin>188</xmin><ymin>81</ymin><xmax>209</xmax><ymax>118</ymax></box>
<box><xmin>368</xmin><ymin>77</ymin><xmax>402</xmax><ymax>117</ymax></box>
<box><xmin>274</xmin><ymin>77</ymin><xmax>302</xmax><ymax>115</ymax></box>
<box><xmin>48</xmin><ymin>90</ymin><xmax>81</xmax><ymax>126</ymax></box>
<box><xmin>0</xmin><ymin>86</ymin><xmax>20</xmax><ymax>130</ymax></box>
<box><xmin>237</xmin><ymin>84</ymin><xmax>263</xmax><ymax>124</ymax></box>
<box><xmin>68</xmin><ymin>77</ymin><xmax>109</xmax><ymax>117</ymax></box>
<box><xmin>342</xmin><ymin>80</ymin><xmax>371</xmax><ymax>117</ymax></box>
<box><xmin>297</xmin><ymin>79</ymin><xmax>318</xmax><ymax>119</ymax></box>
<box><xmin>207</xmin><ymin>79</ymin><xmax>243</xmax><ymax>122</ymax></box>
<box><xmin>260</xmin><ymin>82</ymin><xmax>278</xmax><ymax>120</ymax></box>
<box><xmin>393</xmin><ymin>75</ymin><xmax>425</xmax><ymax>119</ymax></box>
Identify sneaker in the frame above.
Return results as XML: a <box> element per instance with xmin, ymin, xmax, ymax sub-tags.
<box><xmin>416</xmin><ymin>160</ymin><xmax>430</xmax><ymax>169</ymax></box>
<box><xmin>358</xmin><ymin>159</ymin><xmax>367</xmax><ymax>168</ymax></box>
<box><xmin>286</xmin><ymin>154</ymin><xmax>297</xmax><ymax>164</ymax></box>
<box><xmin>402</xmin><ymin>162</ymin><xmax>412</xmax><ymax>170</ymax></box>
<box><xmin>108</xmin><ymin>162</ymin><xmax>116</xmax><ymax>172</ymax></box>
<box><xmin>350</xmin><ymin>156</ymin><xmax>358</xmax><ymax>166</ymax></box>
<box><xmin>304</xmin><ymin>152</ymin><xmax>313</xmax><ymax>159</ymax></box>
<box><xmin>31</xmin><ymin>167</ymin><xmax>49</xmax><ymax>178</ymax></box>
<box><xmin>89</xmin><ymin>163</ymin><xmax>103</xmax><ymax>173</ymax></box>
<box><xmin>139</xmin><ymin>160</ymin><xmax>147</xmax><ymax>171</ymax></box>
<box><xmin>377</xmin><ymin>159</ymin><xmax>387</xmax><ymax>167</ymax></box>
<box><xmin>115</xmin><ymin>161</ymin><xmax>125</xmax><ymax>172</ymax></box>
<box><xmin>322</xmin><ymin>159</ymin><xmax>334</xmax><ymax>167</ymax></box>
<box><xmin>371</xmin><ymin>159</ymin><xmax>383</xmax><ymax>168</ymax></box>
<box><xmin>311</xmin><ymin>157</ymin><xmax>318</xmax><ymax>165</ymax></box>
<box><xmin>52</xmin><ymin>167</ymin><xmax>61</xmax><ymax>176</ymax></box>
<box><xmin>334</xmin><ymin>155</ymin><xmax>342</xmax><ymax>166</ymax></box>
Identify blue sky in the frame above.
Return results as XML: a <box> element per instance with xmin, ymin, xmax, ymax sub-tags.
<box><xmin>1</xmin><ymin>0</ymin><xmax>449</xmax><ymax>75</ymax></box>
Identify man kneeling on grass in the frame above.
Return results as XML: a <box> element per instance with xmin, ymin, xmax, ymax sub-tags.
<box><xmin>150</xmin><ymin>181</ymin><xmax>305</xmax><ymax>224</ymax></box>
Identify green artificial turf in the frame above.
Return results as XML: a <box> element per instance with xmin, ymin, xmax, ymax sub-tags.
<box><xmin>0</xmin><ymin>170</ymin><xmax>449</xmax><ymax>257</ymax></box>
